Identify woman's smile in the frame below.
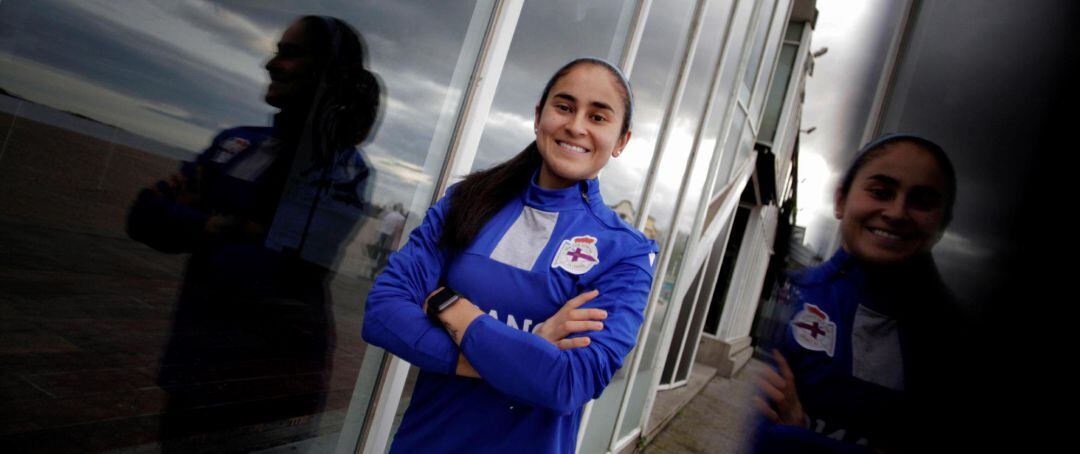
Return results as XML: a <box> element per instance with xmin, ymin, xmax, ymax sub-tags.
<box><xmin>556</xmin><ymin>140</ymin><xmax>590</xmax><ymax>154</ymax></box>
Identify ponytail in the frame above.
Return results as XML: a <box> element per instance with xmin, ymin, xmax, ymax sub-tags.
<box><xmin>442</xmin><ymin>143</ymin><xmax>542</xmax><ymax>250</ymax></box>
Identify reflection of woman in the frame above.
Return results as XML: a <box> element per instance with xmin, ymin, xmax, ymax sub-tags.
<box><xmin>363</xmin><ymin>58</ymin><xmax>658</xmax><ymax>452</ymax></box>
<box><xmin>127</xmin><ymin>16</ymin><xmax>379</xmax><ymax>446</ymax></box>
<box><xmin>754</xmin><ymin>134</ymin><xmax>958</xmax><ymax>453</ymax></box>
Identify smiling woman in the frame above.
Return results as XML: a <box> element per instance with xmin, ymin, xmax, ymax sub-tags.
<box><xmin>362</xmin><ymin>58</ymin><xmax>658</xmax><ymax>453</ymax></box>
<box><xmin>755</xmin><ymin>133</ymin><xmax>959</xmax><ymax>452</ymax></box>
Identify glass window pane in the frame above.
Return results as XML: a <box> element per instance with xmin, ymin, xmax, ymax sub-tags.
<box><xmin>703</xmin><ymin>108</ymin><xmax>749</xmax><ymax>235</ymax></box>
<box><xmin>598</xmin><ymin>0</ymin><xmax>698</xmax><ymax>228</ymax></box>
<box><xmin>759</xmin><ymin>44</ymin><xmax>798</xmax><ymax>144</ymax></box>
<box><xmin>709</xmin><ymin>0</ymin><xmax>756</xmax><ymax>144</ymax></box>
<box><xmin>470</xmin><ymin>0</ymin><xmax>636</xmax><ymax>173</ymax></box>
<box><xmin>749</xmin><ymin>0</ymin><xmax>791</xmax><ymax>124</ymax></box>
<box><xmin>738</xmin><ymin>115</ymin><xmax>757</xmax><ymax>164</ymax></box>
<box><xmin>784</xmin><ymin>21</ymin><xmax>805</xmax><ymax>42</ymax></box>
<box><xmin>659</xmin><ymin>265</ymin><xmax>705</xmax><ymax>385</ymax></box>
<box><xmin>712</xmin><ymin>108</ymin><xmax>748</xmax><ymax>199</ymax></box>
<box><xmin>607</xmin><ymin>0</ymin><xmax>704</xmax><ymax>441</ymax></box>
<box><xmin>739</xmin><ymin>0</ymin><xmax>777</xmax><ymax>105</ymax></box>
<box><xmin>0</xmin><ymin>1</ymin><xmax>488</xmax><ymax>451</ymax></box>
<box><xmin>675</xmin><ymin>231</ymin><xmax>727</xmax><ymax>382</ymax></box>
<box><xmin>704</xmin><ymin>206</ymin><xmax>751</xmax><ymax>335</ymax></box>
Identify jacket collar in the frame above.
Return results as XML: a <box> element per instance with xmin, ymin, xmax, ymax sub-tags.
<box><xmin>522</xmin><ymin>169</ymin><xmax>603</xmax><ymax>211</ymax></box>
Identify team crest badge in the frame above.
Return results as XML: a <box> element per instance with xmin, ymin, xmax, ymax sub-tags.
<box><xmin>791</xmin><ymin>303</ymin><xmax>836</xmax><ymax>357</ymax></box>
<box><xmin>552</xmin><ymin>235</ymin><xmax>600</xmax><ymax>275</ymax></box>
<box><xmin>212</xmin><ymin>137</ymin><xmax>250</xmax><ymax>163</ymax></box>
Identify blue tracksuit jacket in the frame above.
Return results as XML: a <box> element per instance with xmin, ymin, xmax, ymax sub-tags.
<box><xmin>363</xmin><ymin>174</ymin><xmax>658</xmax><ymax>453</ymax></box>
<box><xmin>756</xmin><ymin>248</ymin><xmax>953</xmax><ymax>452</ymax></box>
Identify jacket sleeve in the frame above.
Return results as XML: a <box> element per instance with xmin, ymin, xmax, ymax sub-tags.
<box><xmin>126</xmin><ymin>133</ymin><xmax>223</xmax><ymax>253</ymax></box>
<box><xmin>459</xmin><ymin>239</ymin><xmax>658</xmax><ymax>415</ymax></box>
<box><xmin>361</xmin><ymin>192</ymin><xmax>458</xmax><ymax>375</ymax></box>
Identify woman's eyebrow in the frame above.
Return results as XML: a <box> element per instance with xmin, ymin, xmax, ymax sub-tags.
<box><xmin>866</xmin><ymin>174</ymin><xmax>900</xmax><ymax>186</ymax></box>
<box><xmin>552</xmin><ymin>93</ymin><xmax>576</xmax><ymax>103</ymax></box>
<box><xmin>590</xmin><ymin>100</ymin><xmax>615</xmax><ymax>113</ymax></box>
<box><xmin>277</xmin><ymin>42</ymin><xmax>303</xmax><ymax>52</ymax></box>
<box><xmin>552</xmin><ymin>93</ymin><xmax>615</xmax><ymax>113</ymax></box>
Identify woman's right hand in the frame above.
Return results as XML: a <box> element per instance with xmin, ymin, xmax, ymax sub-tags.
<box><xmin>536</xmin><ymin>289</ymin><xmax>606</xmax><ymax>350</ymax></box>
<box><xmin>754</xmin><ymin>349</ymin><xmax>808</xmax><ymax>427</ymax></box>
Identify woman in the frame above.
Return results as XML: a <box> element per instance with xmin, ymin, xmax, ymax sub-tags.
<box><xmin>754</xmin><ymin>133</ymin><xmax>958</xmax><ymax>452</ymax></box>
<box><xmin>363</xmin><ymin>58</ymin><xmax>658</xmax><ymax>453</ymax></box>
<box><xmin>127</xmin><ymin>16</ymin><xmax>379</xmax><ymax>447</ymax></box>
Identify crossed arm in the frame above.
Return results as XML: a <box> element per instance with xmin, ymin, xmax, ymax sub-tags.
<box><xmin>361</xmin><ymin>192</ymin><xmax>655</xmax><ymax>414</ymax></box>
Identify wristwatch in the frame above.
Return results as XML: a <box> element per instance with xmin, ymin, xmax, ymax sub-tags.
<box><xmin>426</xmin><ymin>287</ymin><xmax>461</xmax><ymax>323</ymax></box>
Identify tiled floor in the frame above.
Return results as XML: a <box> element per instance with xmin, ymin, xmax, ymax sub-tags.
<box><xmin>643</xmin><ymin>359</ymin><xmax>766</xmax><ymax>454</ymax></box>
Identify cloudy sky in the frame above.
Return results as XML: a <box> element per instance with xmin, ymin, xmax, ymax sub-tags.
<box><xmin>0</xmin><ymin>0</ymin><xmax>489</xmax><ymax>211</ymax></box>
<box><xmin>0</xmin><ymin>0</ymin><xmax>714</xmax><ymax>228</ymax></box>
<box><xmin>792</xmin><ymin>0</ymin><xmax>908</xmax><ymax>257</ymax></box>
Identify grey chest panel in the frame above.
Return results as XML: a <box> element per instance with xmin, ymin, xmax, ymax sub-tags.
<box><xmin>851</xmin><ymin>304</ymin><xmax>904</xmax><ymax>391</ymax></box>
<box><xmin>489</xmin><ymin>206</ymin><xmax>559</xmax><ymax>272</ymax></box>
<box><xmin>226</xmin><ymin>139</ymin><xmax>281</xmax><ymax>182</ymax></box>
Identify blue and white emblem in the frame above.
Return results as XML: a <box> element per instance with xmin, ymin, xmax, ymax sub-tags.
<box><xmin>212</xmin><ymin>136</ymin><xmax>250</xmax><ymax>163</ymax></box>
<box><xmin>552</xmin><ymin>235</ymin><xmax>600</xmax><ymax>275</ymax></box>
<box><xmin>791</xmin><ymin>303</ymin><xmax>837</xmax><ymax>357</ymax></box>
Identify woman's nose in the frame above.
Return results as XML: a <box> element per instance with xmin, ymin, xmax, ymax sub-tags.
<box><xmin>566</xmin><ymin>113</ymin><xmax>587</xmax><ymax>135</ymax></box>
<box><xmin>265</xmin><ymin>55</ymin><xmax>280</xmax><ymax>73</ymax></box>
<box><xmin>882</xmin><ymin>198</ymin><xmax>911</xmax><ymax>223</ymax></box>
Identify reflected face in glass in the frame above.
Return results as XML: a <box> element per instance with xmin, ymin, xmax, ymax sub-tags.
<box><xmin>835</xmin><ymin>142</ymin><xmax>948</xmax><ymax>264</ymax></box>
<box><xmin>264</xmin><ymin>21</ymin><xmax>317</xmax><ymax>109</ymax></box>
<box><xmin>534</xmin><ymin>64</ymin><xmax>631</xmax><ymax>189</ymax></box>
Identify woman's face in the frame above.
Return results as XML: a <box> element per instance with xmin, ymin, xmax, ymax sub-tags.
<box><xmin>534</xmin><ymin>64</ymin><xmax>631</xmax><ymax>189</ymax></box>
<box><xmin>264</xmin><ymin>21</ymin><xmax>317</xmax><ymax>109</ymax></box>
<box><xmin>835</xmin><ymin>141</ymin><xmax>948</xmax><ymax>264</ymax></box>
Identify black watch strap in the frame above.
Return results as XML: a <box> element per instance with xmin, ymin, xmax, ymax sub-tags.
<box><xmin>426</xmin><ymin>287</ymin><xmax>461</xmax><ymax>323</ymax></box>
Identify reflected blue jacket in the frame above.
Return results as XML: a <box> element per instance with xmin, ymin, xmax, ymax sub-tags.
<box><xmin>128</xmin><ymin>125</ymin><xmax>372</xmax><ymax>269</ymax></box>
<box><xmin>363</xmin><ymin>175</ymin><xmax>658</xmax><ymax>453</ymax></box>
<box><xmin>756</xmin><ymin>248</ymin><xmax>949</xmax><ymax>452</ymax></box>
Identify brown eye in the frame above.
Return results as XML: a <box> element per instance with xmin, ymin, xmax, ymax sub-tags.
<box><xmin>867</xmin><ymin>187</ymin><xmax>892</xmax><ymax>200</ymax></box>
<box><xmin>908</xmin><ymin>188</ymin><xmax>943</xmax><ymax>211</ymax></box>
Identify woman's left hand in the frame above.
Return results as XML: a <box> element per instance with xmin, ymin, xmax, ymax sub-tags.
<box><xmin>535</xmin><ymin>289</ymin><xmax>605</xmax><ymax>350</ymax></box>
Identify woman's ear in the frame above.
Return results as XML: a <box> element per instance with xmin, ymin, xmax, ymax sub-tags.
<box><xmin>613</xmin><ymin>130</ymin><xmax>632</xmax><ymax>157</ymax></box>
<box><xmin>534</xmin><ymin>104</ymin><xmax>542</xmax><ymax>134</ymax></box>
<box><xmin>833</xmin><ymin>187</ymin><xmax>845</xmax><ymax>220</ymax></box>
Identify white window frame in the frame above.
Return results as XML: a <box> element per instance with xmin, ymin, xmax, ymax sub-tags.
<box><xmin>354</xmin><ymin>1</ymin><xmax>523</xmax><ymax>452</ymax></box>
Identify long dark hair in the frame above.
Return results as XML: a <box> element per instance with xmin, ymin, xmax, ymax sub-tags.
<box><xmin>441</xmin><ymin>58</ymin><xmax>633</xmax><ymax>251</ymax></box>
<box><xmin>299</xmin><ymin>16</ymin><xmax>381</xmax><ymax>159</ymax></box>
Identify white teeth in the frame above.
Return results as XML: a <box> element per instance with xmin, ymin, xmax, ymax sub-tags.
<box><xmin>869</xmin><ymin>228</ymin><xmax>902</xmax><ymax>240</ymax></box>
<box><xmin>558</xmin><ymin>141</ymin><xmax>587</xmax><ymax>153</ymax></box>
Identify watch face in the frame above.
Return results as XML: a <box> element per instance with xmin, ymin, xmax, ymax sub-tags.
<box><xmin>429</xmin><ymin>287</ymin><xmax>460</xmax><ymax>312</ymax></box>
<box><xmin>436</xmin><ymin>294</ymin><xmax>460</xmax><ymax>311</ymax></box>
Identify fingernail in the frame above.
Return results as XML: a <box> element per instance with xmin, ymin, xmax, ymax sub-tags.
<box><xmin>599</xmin><ymin>310</ymin><xmax>608</xmax><ymax>319</ymax></box>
